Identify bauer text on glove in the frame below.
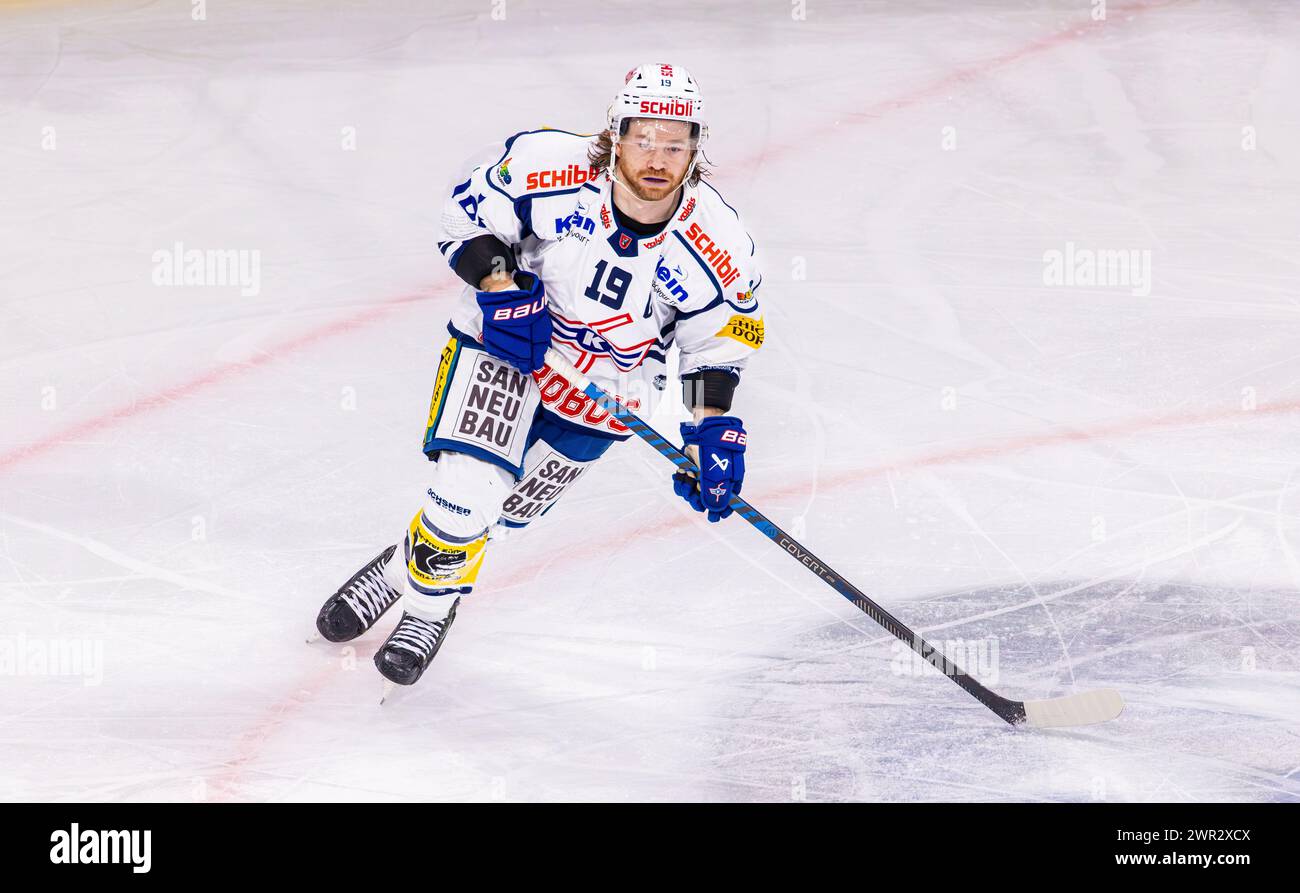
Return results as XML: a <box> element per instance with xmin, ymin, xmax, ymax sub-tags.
<box><xmin>475</xmin><ymin>271</ymin><xmax>551</xmax><ymax>374</ymax></box>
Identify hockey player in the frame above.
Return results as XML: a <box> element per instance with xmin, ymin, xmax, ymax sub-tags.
<box><xmin>313</xmin><ymin>63</ymin><xmax>765</xmax><ymax>691</ymax></box>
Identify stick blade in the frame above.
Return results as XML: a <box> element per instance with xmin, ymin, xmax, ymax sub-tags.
<box><xmin>1022</xmin><ymin>688</ymin><xmax>1124</xmax><ymax>729</ymax></box>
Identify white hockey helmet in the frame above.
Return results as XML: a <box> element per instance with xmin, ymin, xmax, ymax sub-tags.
<box><xmin>607</xmin><ymin>62</ymin><xmax>708</xmax><ymax>148</ymax></box>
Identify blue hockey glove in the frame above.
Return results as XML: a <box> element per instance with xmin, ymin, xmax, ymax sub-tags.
<box><xmin>673</xmin><ymin>416</ymin><xmax>747</xmax><ymax>523</ymax></box>
<box><xmin>476</xmin><ymin>271</ymin><xmax>551</xmax><ymax>374</ymax></box>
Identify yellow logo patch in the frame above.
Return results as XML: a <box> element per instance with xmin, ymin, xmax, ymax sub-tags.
<box><xmin>406</xmin><ymin>510</ymin><xmax>488</xmax><ymax>591</ymax></box>
<box><xmin>715</xmin><ymin>314</ymin><xmax>764</xmax><ymax>349</ymax></box>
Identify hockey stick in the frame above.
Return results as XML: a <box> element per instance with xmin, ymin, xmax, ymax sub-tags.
<box><xmin>543</xmin><ymin>348</ymin><xmax>1124</xmax><ymax>729</ymax></box>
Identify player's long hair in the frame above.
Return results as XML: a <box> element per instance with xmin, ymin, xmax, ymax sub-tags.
<box><xmin>587</xmin><ymin>130</ymin><xmax>711</xmax><ymax>187</ymax></box>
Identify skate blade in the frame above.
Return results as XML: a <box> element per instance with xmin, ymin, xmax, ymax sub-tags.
<box><xmin>380</xmin><ymin>680</ymin><xmax>397</xmax><ymax>705</ymax></box>
<box><xmin>306</xmin><ymin>630</ymin><xmax>322</xmax><ymax>644</ymax></box>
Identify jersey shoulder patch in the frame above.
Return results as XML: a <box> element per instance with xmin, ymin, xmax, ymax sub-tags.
<box><xmin>667</xmin><ymin>184</ymin><xmax>761</xmax><ymax>309</ymax></box>
<box><xmin>491</xmin><ymin>129</ymin><xmax>603</xmax><ymax>198</ymax></box>
<box><xmin>688</xmin><ymin>182</ymin><xmax>757</xmax><ymax>259</ymax></box>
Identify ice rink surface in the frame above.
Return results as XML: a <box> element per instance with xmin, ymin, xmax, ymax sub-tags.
<box><xmin>2</xmin><ymin>0</ymin><xmax>1299</xmax><ymax>801</ymax></box>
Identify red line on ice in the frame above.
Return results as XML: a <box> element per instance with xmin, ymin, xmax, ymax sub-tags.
<box><xmin>0</xmin><ymin>292</ymin><xmax>433</xmax><ymax>475</ymax></box>
<box><xmin>748</xmin><ymin>0</ymin><xmax>1185</xmax><ymax>168</ymax></box>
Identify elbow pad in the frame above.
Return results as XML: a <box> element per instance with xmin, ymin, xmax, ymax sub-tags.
<box><xmin>681</xmin><ymin>368</ymin><xmax>740</xmax><ymax>412</ymax></box>
<box><xmin>453</xmin><ymin>235</ymin><xmax>517</xmax><ymax>287</ymax></box>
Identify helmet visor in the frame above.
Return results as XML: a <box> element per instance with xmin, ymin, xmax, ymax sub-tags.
<box><xmin>616</xmin><ymin>117</ymin><xmax>700</xmax><ymax>160</ymax></box>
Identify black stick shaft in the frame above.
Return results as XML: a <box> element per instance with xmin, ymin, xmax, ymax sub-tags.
<box><xmin>564</xmin><ymin>362</ymin><xmax>1025</xmax><ymax>725</ymax></box>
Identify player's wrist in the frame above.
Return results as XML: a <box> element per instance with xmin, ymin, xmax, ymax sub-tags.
<box><xmin>478</xmin><ymin>270</ymin><xmax>518</xmax><ymax>292</ymax></box>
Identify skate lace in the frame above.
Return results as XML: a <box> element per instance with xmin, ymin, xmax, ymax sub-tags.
<box><xmin>341</xmin><ymin>567</ymin><xmax>400</xmax><ymax>624</ymax></box>
<box><xmin>389</xmin><ymin>614</ymin><xmax>446</xmax><ymax>658</ymax></box>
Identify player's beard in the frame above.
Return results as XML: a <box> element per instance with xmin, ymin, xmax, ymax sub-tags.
<box><xmin>616</xmin><ymin>154</ymin><xmax>687</xmax><ymax>202</ymax></box>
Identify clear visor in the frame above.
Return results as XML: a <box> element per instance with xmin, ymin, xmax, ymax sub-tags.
<box><xmin>616</xmin><ymin>118</ymin><xmax>700</xmax><ymax>159</ymax></box>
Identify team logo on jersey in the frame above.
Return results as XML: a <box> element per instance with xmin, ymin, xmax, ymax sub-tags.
<box><xmin>496</xmin><ymin>156</ymin><xmax>513</xmax><ymax>185</ymax></box>
<box><xmin>685</xmin><ymin>222</ymin><xmax>742</xmax><ymax>288</ymax></box>
<box><xmin>526</xmin><ymin>164</ymin><xmax>598</xmax><ymax>191</ymax></box>
<box><xmin>600</xmin><ymin>204</ymin><xmax>612</xmax><ymax>229</ymax></box>
<box><xmin>714</xmin><ymin>314</ymin><xmax>764</xmax><ymax>349</ymax></box>
<box><xmin>550</xmin><ymin>312</ymin><xmax>658</xmax><ymax>373</ymax></box>
<box><xmin>609</xmin><ymin>230</ymin><xmax>638</xmax><ymax>257</ymax></box>
<box><xmin>556</xmin><ymin>201</ymin><xmax>596</xmax><ymax>239</ymax></box>
<box><xmin>643</xmin><ymin>231</ymin><xmax>667</xmax><ymax>249</ymax></box>
<box><xmin>653</xmin><ymin>257</ymin><xmax>690</xmax><ymax>302</ymax></box>
<box><xmin>677</xmin><ymin>197</ymin><xmax>696</xmax><ymax>221</ymax></box>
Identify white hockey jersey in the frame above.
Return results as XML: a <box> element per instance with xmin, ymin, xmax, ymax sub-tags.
<box><xmin>437</xmin><ymin>128</ymin><xmax>764</xmax><ymax>438</ymax></box>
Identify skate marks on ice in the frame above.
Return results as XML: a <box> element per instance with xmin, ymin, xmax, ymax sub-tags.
<box><xmin>702</xmin><ymin>578</ymin><xmax>1300</xmax><ymax>802</ymax></box>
